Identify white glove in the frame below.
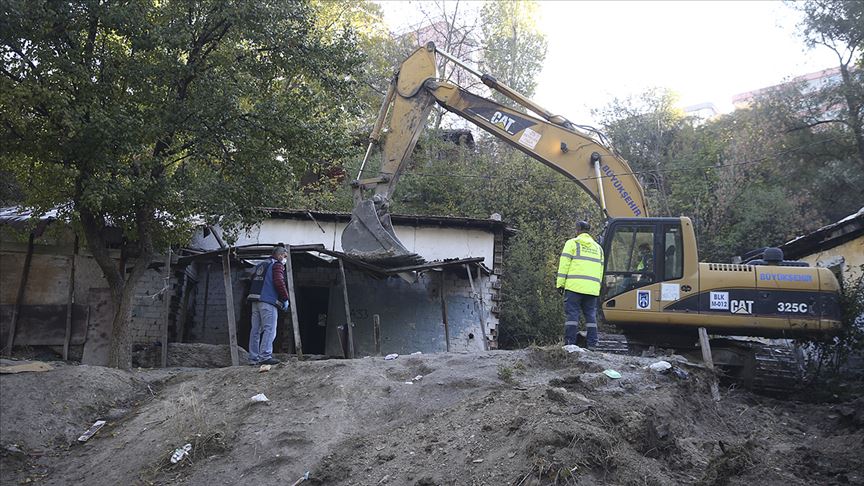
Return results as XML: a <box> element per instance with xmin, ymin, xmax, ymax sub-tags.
<box><xmin>282</xmin><ymin>301</ymin><xmax>290</xmax><ymax>311</ymax></box>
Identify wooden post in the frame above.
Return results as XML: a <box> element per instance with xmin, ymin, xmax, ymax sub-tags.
<box><xmin>221</xmin><ymin>249</ymin><xmax>239</xmax><ymax>366</ymax></box>
<box><xmin>338</xmin><ymin>259</ymin><xmax>355</xmax><ymax>358</ymax></box>
<box><xmin>465</xmin><ymin>264</ymin><xmax>489</xmax><ymax>351</ymax></box>
<box><xmin>63</xmin><ymin>236</ymin><xmax>79</xmax><ymax>360</ymax></box>
<box><xmin>201</xmin><ymin>264</ymin><xmax>211</xmax><ymax>328</ymax></box>
<box><xmin>373</xmin><ymin>314</ymin><xmax>381</xmax><ymax>356</ymax></box>
<box><xmin>4</xmin><ymin>232</ymin><xmax>35</xmax><ymax>355</ymax></box>
<box><xmin>161</xmin><ymin>248</ymin><xmax>172</xmax><ymax>368</ymax></box>
<box><xmin>284</xmin><ymin>245</ymin><xmax>303</xmax><ymax>358</ymax></box>
<box><xmin>698</xmin><ymin>327</ymin><xmax>721</xmax><ymax>401</ymax></box>
<box><xmin>440</xmin><ymin>271</ymin><xmax>450</xmax><ymax>352</ymax></box>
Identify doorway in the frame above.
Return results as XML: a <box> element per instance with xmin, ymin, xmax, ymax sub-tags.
<box><xmin>296</xmin><ymin>286</ymin><xmax>330</xmax><ymax>355</ymax></box>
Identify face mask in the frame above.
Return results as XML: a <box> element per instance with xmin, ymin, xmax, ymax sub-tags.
<box><xmin>280</xmin><ymin>257</ymin><xmax>288</xmax><ymax>265</ymax></box>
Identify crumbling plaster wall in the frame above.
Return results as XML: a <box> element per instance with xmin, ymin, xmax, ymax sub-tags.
<box><xmin>194</xmin><ymin>218</ymin><xmax>497</xmax><ymax>267</ymax></box>
<box><xmin>798</xmin><ymin>236</ymin><xmax>864</xmax><ymax>283</ymax></box>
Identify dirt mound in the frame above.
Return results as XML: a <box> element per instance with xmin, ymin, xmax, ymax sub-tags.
<box><xmin>133</xmin><ymin>343</ymin><xmax>250</xmax><ymax>368</ymax></box>
<box><xmin>1</xmin><ymin>348</ymin><xmax>862</xmax><ymax>486</ymax></box>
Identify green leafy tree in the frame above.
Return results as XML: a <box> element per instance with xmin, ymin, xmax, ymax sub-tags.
<box><xmin>480</xmin><ymin>0</ymin><xmax>547</xmax><ymax>104</ymax></box>
<box><xmin>788</xmin><ymin>0</ymin><xmax>864</xmax><ymax>167</ymax></box>
<box><xmin>0</xmin><ymin>0</ymin><xmax>364</xmax><ymax>367</ymax></box>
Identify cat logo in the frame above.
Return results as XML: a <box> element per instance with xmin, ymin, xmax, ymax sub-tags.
<box><xmin>730</xmin><ymin>299</ymin><xmax>754</xmax><ymax>315</ymax></box>
<box><xmin>489</xmin><ymin>111</ymin><xmax>517</xmax><ymax>134</ymax></box>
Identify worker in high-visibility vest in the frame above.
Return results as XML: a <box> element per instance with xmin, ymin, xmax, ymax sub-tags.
<box><xmin>556</xmin><ymin>220</ymin><xmax>604</xmax><ymax>348</ymax></box>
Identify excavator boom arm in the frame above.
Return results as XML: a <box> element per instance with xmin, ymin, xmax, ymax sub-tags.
<box><xmin>343</xmin><ymin>43</ymin><xmax>647</xmax><ymax>263</ymax></box>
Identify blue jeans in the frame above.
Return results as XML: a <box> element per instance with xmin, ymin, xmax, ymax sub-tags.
<box><xmin>249</xmin><ymin>302</ymin><xmax>278</xmax><ymax>363</ymax></box>
<box><xmin>564</xmin><ymin>291</ymin><xmax>598</xmax><ymax>346</ymax></box>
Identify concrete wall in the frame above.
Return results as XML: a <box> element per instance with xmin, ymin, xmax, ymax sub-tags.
<box><xmin>798</xmin><ymin>236</ymin><xmax>864</xmax><ymax>284</ymax></box>
<box><xmin>192</xmin><ymin>218</ymin><xmax>497</xmax><ymax>267</ymax></box>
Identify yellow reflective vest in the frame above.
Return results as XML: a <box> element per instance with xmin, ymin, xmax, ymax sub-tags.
<box><xmin>556</xmin><ymin>233</ymin><xmax>604</xmax><ymax>296</ymax></box>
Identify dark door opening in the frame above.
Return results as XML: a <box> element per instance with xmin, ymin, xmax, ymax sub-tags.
<box><xmin>296</xmin><ymin>286</ymin><xmax>330</xmax><ymax>355</ymax></box>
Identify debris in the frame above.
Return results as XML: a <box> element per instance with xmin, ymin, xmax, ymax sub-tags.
<box><xmin>671</xmin><ymin>367</ymin><xmax>689</xmax><ymax>380</ymax></box>
<box><xmin>77</xmin><ymin>420</ymin><xmax>106</xmax><ymax>442</ymax></box>
<box><xmin>384</xmin><ymin>353</ymin><xmax>399</xmax><ymax>360</ymax></box>
<box><xmin>290</xmin><ymin>471</ymin><xmax>310</xmax><ymax>486</ymax></box>
<box><xmin>250</xmin><ymin>393</ymin><xmax>270</xmax><ymax>402</ymax></box>
<box><xmin>602</xmin><ymin>369</ymin><xmax>622</xmax><ymax>379</ymax></box>
<box><xmin>507</xmin><ymin>451</ymin><xmax>516</xmax><ymax>459</ymax></box>
<box><xmin>4</xmin><ymin>444</ymin><xmax>24</xmax><ymax>455</ymax></box>
<box><xmin>259</xmin><ymin>364</ymin><xmax>272</xmax><ymax>373</ymax></box>
<box><xmin>0</xmin><ymin>361</ymin><xmax>53</xmax><ymax>374</ymax></box>
<box><xmin>170</xmin><ymin>443</ymin><xmax>192</xmax><ymax>464</ymax></box>
<box><xmin>546</xmin><ymin>387</ymin><xmax>569</xmax><ymax>404</ymax></box>
<box><xmin>562</xmin><ymin>345</ymin><xmax>586</xmax><ymax>353</ymax></box>
<box><xmin>410</xmin><ymin>351</ymin><xmax>422</xmax><ymax>355</ymax></box>
<box><xmin>413</xmin><ymin>375</ymin><xmax>423</xmax><ymax>381</ymax></box>
<box><xmin>648</xmin><ymin>361</ymin><xmax>672</xmax><ymax>372</ymax></box>
<box><xmin>472</xmin><ymin>458</ymin><xmax>484</xmax><ymax>463</ymax></box>
<box><xmin>404</xmin><ymin>381</ymin><xmax>414</xmax><ymax>385</ymax></box>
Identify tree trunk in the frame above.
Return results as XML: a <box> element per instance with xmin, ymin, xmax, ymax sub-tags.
<box><xmin>80</xmin><ymin>207</ymin><xmax>154</xmax><ymax>369</ymax></box>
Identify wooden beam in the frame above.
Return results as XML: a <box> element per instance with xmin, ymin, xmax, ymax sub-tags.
<box><xmin>698</xmin><ymin>327</ymin><xmax>721</xmax><ymax>401</ymax></box>
<box><xmin>4</xmin><ymin>232</ymin><xmax>35</xmax><ymax>355</ymax></box>
<box><xmin>161</xmin><ymin>248</ymin><xmax>172</xmax><ymax>368</ymax></box>
<box><xmin>373</xmin><ymin>314</ymin><xmax>381</xmax><ymax>356</ymax></box>
<box><xmin>338</xmin><ymin>259</ymin><xmax>355</xmax><ymax>358</ymax></box>
<box><xmin>440</xmin><ymin>271</ymin><xmax>450</xmax><ymax>352</ymax></box>
<box><xmin>465</xmin><ymin>264</ymin><xmax>488</xmax><ymax>351</ymax></box>
<box><xmin>284</xmin><ymin>245</ymin><xmax>303</xmax><ymax>358</ymax></box>
<box><xmin>63</xmin><ymin>236</ymin><xmax>79</xmax><ymax>360</ymax></box>
<box><xmin>221</xmin><ymin>250</ymin><xmax>239</xmax><ymax>366</ymax></box>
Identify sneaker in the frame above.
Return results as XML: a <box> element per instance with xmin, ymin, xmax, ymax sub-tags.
<box><xmin>259</xmin><ymin>357</ymin><xmax>281</xmax><ymax>365</ymax></box>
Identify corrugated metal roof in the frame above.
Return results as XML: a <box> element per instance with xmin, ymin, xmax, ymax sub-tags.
<box><xmin>262</xmin><ymin>208</ymin><xmax>514</xmax><ymax>233</ymax></box>
<box><xmin>0</xmin><ymin>206</ymin><xmax>59</xmax><ymax>237</ymax></box>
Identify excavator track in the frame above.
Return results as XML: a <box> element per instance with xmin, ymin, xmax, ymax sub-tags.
<box><xmin>749</xmin><ymin>344</ymin><xmax>803</xmax><ymax>394</ymax></box>
<box><xmin>591</xmin><ymin>332</ymin><xmax>803</xmax><ymax>394</ymax></box>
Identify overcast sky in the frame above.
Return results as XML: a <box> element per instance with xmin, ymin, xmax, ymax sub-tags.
<box><xmin>376</xmin><ymin>0</ymin><xmax>839</xmax><ymax>124</ymax></box>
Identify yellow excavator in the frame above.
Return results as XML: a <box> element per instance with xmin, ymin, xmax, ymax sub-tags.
<box><xmin>342</xmin><ymin>43</ymin><xmax>843</xmax><ymax>390</ymax></box>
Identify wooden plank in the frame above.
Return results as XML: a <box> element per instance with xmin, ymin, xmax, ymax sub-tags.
<box><xmin>82</xmin><ymin>289</ymin><xmax>113</xmax><ymax>366</ymax></box>
<box><xmin>698</xmin><ymin>327</ymin><xmax>721</xmax><ymax>401</ymax></box>
<box><xmin>440</xmin><ymin>271</ymin><xmax>450</xmax><ymax>352</ymax></box>
<box><xmin>4</xmin><ymin>232</ymin><xmax>35</xmax><ymax>355</ymax></box>
<box><xmin>338</xmin><ymin>259</ymin><xmax>355</xmax><ymax>358</ymax></box>
<box><xmin>465</xmin><ymin>265</ymin><xmax>489</xmax><ymax>351</ymax></box>
<box><xmin>0</xmin><ymin>304</ymin><xmax>89</xmax><ymax>346</ymax></box>
<box><xmin>221</xmin><ymin>250</ymin><xmax>239</xmax><ymax>366</ymax></box>
<box><xmin>373</xmin><ymin>314</ymin><xmax>381</xmax><ymax>356</ymax></box>
<box><xmin>63</xmin><ymin>236</ymin><xmax>79</xmax><ymax>360</ymax></box>
<box><xmin>161</xmin><ymin>249</ymin><xmax>172</xmax><ymax>368</ymax></box>
<box><xmin>284</xmin><ymin>245</ymin><xmax>303</xmax><ymax>358</ymax></box>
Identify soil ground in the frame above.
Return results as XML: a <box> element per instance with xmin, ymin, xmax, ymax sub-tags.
<box><xmin>1</xmin><ymin>346</ymin><xmax>862</xmax><ymax>486</ymax></box>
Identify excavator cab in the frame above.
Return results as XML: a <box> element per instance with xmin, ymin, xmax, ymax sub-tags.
<box><xmin>600</xmin><ymin>217</ymin><xmax>686</xmax><ymax>300</ymax></box>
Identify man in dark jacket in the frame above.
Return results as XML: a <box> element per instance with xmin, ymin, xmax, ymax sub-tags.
<box><xmin>247</xmin><ymin>246</ymin><xmax>291</xmax><ymax>365</ymax></box>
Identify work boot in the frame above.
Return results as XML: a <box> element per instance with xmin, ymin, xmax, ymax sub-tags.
<box><xmin>260</xmin><ymin>357</ymin><xmax>281</xmax><ymax>365</ymax></box>
<box><xmin>586</xmin><ymin>326</ymin><xmax>599</xmax><ymax>350</ymax></box>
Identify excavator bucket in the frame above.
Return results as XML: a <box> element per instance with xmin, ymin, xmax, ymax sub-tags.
<box><xmin>341</xmin><ymin>200</ymin><xmax>425</xmax><ymax>267</ymax></box>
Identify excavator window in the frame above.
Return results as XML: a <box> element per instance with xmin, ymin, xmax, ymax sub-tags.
<box><xmin>662</xmin><ymin>225</ymin><xmax>683</xmax><ymax>280</ymax></box>
<box><xmin>603</xmin><ymin>224</ymin><xmax>656</xmax><ymax>298</ymax></box>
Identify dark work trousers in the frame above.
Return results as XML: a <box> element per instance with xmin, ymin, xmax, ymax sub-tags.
<box><xmin>564</xmin><ymin>290</ymin><xmax>599</xmax><ymax>347</ymax></box>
